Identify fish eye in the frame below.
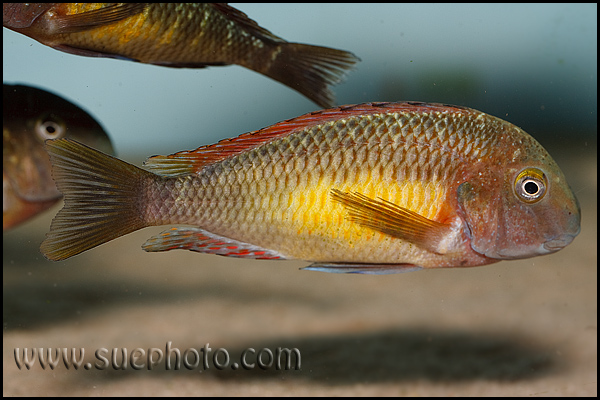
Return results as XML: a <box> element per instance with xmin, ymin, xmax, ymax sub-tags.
<box><xmin>514</xmin><ymin>168</ymin><xmax>547</xmax><ymax>203</ymax></box>
<box><xmin>36</xmin><ymin>118</ymin><xmax>65</xmax><ymax>140</ymax></box>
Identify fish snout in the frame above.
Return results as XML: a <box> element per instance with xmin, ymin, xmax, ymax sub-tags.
<box><xmin>540</xmin><ymin>193</ymin><xmax>581</xmax><ymax>254</ymax></box>
<box><xmin>540</xmin><ymin>212</ymin><xmax>580</xmax><ymax>254</ymax></box>
<box><xmin>542</xmin><ymin>234</ymin><xmax>576</xmax><ymax>253</ymax></box>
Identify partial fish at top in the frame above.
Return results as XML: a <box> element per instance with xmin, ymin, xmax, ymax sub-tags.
<box><xmin>2</xmin><ymin>3</ymin><xmax>360</xmax><ymax>108</ymax></box>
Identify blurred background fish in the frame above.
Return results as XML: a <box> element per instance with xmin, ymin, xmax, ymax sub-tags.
<box><xmin>40</xmin><ymin>102</ymin><xmax>579</xmax><ymax>272</ymax></box>
<box><xmin>3</xmin><ymin>84</ymin><xmax>114</xmax><ymax>230</ymax></box>
<box><xmin>2</xmin><ymin>3</ymin><xmax>360</xmax><ymax>108</ymax></box>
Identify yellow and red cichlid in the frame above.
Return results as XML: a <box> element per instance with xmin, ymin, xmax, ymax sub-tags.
<box><xmin>3</xmin><ymin>84</ymin><xmax>114</xmax><ymax>231</ymax></box>
<box><xmin>2</xmin><ymin>3</ymin><xmax>359</xmax><ymax>108</ymax></box>
<box><xmin>40</xmin><ymin>102</ymin><xmax>580</xmax><ymax>274</ymax></box>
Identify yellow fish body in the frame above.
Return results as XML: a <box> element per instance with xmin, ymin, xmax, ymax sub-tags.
<box><xmin>2</xmin><ymin>3</ymin><xmax>359</xmax><ymax>108</ymax></box>
<box><xmin>40</xmin><ymin>102</ymin><xmax>580</xmax><ymax>273</ymax></box>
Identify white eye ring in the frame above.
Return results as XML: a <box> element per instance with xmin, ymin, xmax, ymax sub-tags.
<box><xmin>36</xmin><ymin>119</ymin><xmax>65</xmax><ymax>140</ymax></box>
<box><xmin>515</xmin><ymin>168</ymin><xmax>547</xmax><ymax>203</ymax></box>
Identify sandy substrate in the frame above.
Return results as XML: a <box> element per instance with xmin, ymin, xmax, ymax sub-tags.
<box><xmin>3</xmin><ymin>146</ymin><xmax>596</xmax><ymax>396</ymax></box>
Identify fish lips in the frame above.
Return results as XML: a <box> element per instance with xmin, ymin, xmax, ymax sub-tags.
<box><xmin>542</xmin><ymin>235</ymin><xmax>577</xmax><ymax>253</ymax></box>
<box><xmin>541</xmin><ymin>216</ymin><xmax>581</xmax><ymax>254</ymax></box>
<box><xmin>491</xmin><ymin>230</ymin><xmax>580</xmax><ymax>259</ymax></box>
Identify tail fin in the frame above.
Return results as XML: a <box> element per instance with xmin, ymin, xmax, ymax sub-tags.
<box><xmin>40</xmin><ymin>138</ymin><xmax>154</xmax><ymax>261</ymax></box>
<box><xmin>264</xmin><ymin>43</ymin><xmax>359</xmax><ymax>108</ymax></box>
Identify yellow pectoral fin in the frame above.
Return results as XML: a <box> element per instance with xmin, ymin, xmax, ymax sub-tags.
<box><xmin>330</xmin><ymin>189</ymin><xmax>451</xmax><ymax>254</ymax></box>
<box><xmin>53</xmin><ymin>4</ymin><xmax>146</xmax><ymax>34</ymax></box>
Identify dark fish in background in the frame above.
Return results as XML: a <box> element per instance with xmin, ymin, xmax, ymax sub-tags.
<box><xmin>40</xmin><ymin>102</ymin><xmax>579</xmax><ymax>273</ymax></box>
<box><xmin>3</xmin><ymin>84</ymin><xmax>114</xmax><ymax>230</ymax></box>
<box><xmin>2</xmin><ymin>3</ymin><xmax>360</xmax><ymax>108</ymax></box>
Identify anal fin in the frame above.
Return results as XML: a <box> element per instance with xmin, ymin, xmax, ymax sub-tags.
<box><xmin>142</xmin><ymin>227</ymin><xmax>289</xmax><ymax>260</ymax></box>
<box><xmin>302</xmin><ymin>263</ymin><xmax>423</xmax><ymax>274</ymax></box>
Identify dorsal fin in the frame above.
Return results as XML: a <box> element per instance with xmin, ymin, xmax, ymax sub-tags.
<box><xmin>143</xmin><ymin>102</ymin><xmax>477</xmax><ymax>176</ymax></box>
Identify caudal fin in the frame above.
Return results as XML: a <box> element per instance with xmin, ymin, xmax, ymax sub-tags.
<box><xmin>40</xmin><ymin>138</ymin><xmax>154</xmax><ymax>261</ymax></box>
<box><xmin>264</xmin><ymin>43</ymin><xmax>359</xmax><ymax>108</ymax></box>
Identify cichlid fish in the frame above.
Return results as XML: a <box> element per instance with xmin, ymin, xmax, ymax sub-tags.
<box><xmin>2</xmin><ymin>3</ymin><xmax>359</xmax><ymax>108</ymax></box>
<box><xmin>40</xmin><ymin>102</ymin><xmax>580</xmax><ymax>273</ymax></box>
<box><xmin>3</xmin><ymin>84</ymin><xmax>114</xmax><ymax>230</ymax></box>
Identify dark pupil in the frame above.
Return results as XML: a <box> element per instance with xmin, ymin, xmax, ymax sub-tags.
<box><xmin>45</xmin><ymin>124</ymin><xmax>56</xmax><ymax>134</ymax></box>
<box><xmin>524</xmin><ymin>181</ymin><xmax>538</xmax><ymax>195</ymax></box>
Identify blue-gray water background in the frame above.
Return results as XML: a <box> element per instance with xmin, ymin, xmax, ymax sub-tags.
<box><xmin>3</xmin><ymin>3</ymin><xmax>597</xmax><ymax>156</ymax></box>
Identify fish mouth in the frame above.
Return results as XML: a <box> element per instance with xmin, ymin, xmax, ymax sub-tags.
<box><xmin>492</xmin><ymin>233</ymin><xmax>578</xmax><ymax>259</ymax></box>
<box><xmin>542</xmin><ymin>217</ymin><xmax>581</xmax><ymax>253</ymax></box>
<box><xmin>542</xmin><ymin>235</ymin><xmax>576</xmax><ymax>253</ymax></box>
<box><xmin>537</xmin><ymin>208</ymin><xmax>581</xmax><ymax>254</ymax></box>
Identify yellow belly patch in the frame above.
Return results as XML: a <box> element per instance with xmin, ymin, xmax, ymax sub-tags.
<box><xmin>288</xmin><ymin>178</ymin><xmax>447</xmax><ymax>246</ymax></box>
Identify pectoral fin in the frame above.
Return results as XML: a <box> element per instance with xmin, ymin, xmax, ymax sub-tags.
<box><xmin>302</xmin><ymin>262</ymin><xmax>423</xmax><ymax>274</ymax></box>
<box><xmin>50</xmin><ymin>4</ymin><xmax>146</xmax><ymax>34</ymax></box>
<box><xmin>331</xmin><ymin>189</ymin><xmax>452</xmax><ymax>254</ymax></box>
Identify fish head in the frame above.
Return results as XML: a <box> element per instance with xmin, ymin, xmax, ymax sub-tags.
<box><xmin>457</xmin><ymin>129</ymin><xmax>580</xmax><ymax>260</ymax></box>
<box><xmin>4</xmin><ymin>84</ymin><xmax>114</xmax><ymax>201</ymax></box>
<box><xmin>3</xmin><ymin>84</ymin><xmax>114</xmax><ymax>229</ymax></box>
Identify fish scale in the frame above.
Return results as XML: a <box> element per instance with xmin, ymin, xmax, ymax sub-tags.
<box><xmin>142</xmin><ymin>113</ymin><xmax>472</xmax><ymax>263</ymax></box>
<box><xmin>40</xmin><ymin>102</ymin><xmax>579</xmax><ymax>274</ymax></box>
